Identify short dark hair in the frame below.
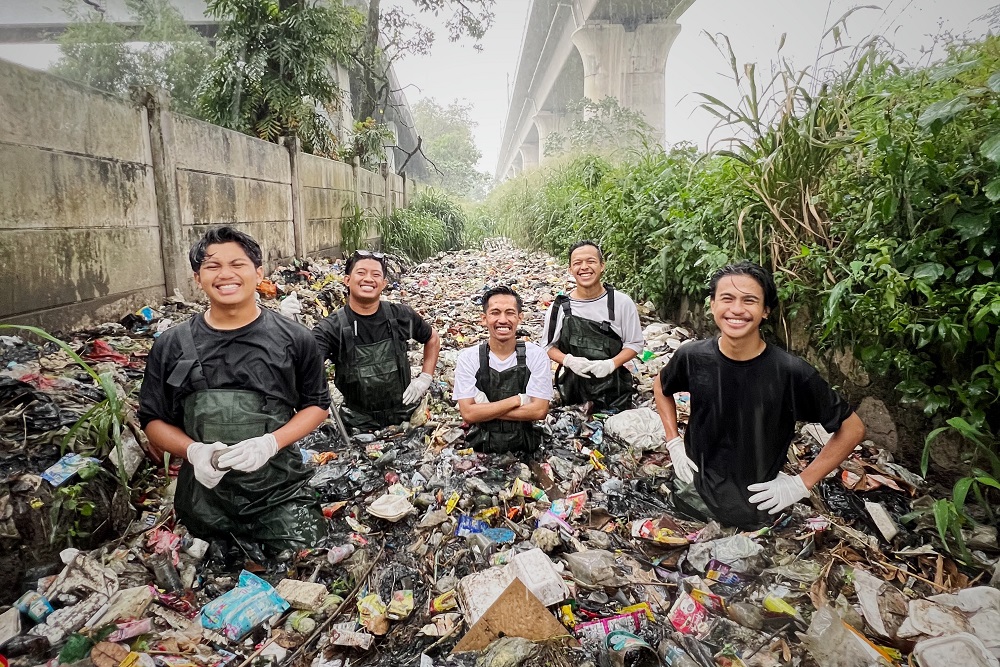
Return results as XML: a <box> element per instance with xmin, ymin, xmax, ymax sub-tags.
<box><xmin>482</xmin><ymin>285</ymin><xmax>523</xmax><ymax>313</ymax></box>
<box><xmin>189</xmin><ymin>226</ymin><xmax>263</xmax><ymax>271</ymax></box>
<box><xmin>345</xmin><ymin>250</ymin><xmax>388</xmax><ymax>276</ymax></box>
<box><xmin>709</xmin><ymin>261</ymin><xmax>778</xmax><ymax>311</ymax></box>
<box><xmin>568</xmin><ymin>240</ymin><xmax>604</xmax><ymax>263</ymax></box>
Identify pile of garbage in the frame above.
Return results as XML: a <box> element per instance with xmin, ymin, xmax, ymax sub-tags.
<box><xmin>2</xmin><ymin>241</ymin><xmax>999</xmax><ymax>667</ymax></box>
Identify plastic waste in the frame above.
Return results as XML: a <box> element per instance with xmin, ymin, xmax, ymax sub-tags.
<box><xmin>327</xmin><ymin>543</ymin><xmax>356</xmax><ymax>565</ymax></box>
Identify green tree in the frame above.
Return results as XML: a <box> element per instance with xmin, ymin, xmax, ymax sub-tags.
<box><xmin>198</xmin><ymin>0</ymin><xmax>364</xmax><ymax>157</ymax></box>
<box><xmin>354</xmin><ymin>0</ymin><xmax>494</xmax><ymax>127</ymax></box>
<box><xmin>412</xmin><ymin>97</ymin><xmax>491</xmax><ymax>200</ymax></box>
<box><xmin>544</xmin><ymin>97</ymin><xmax>656</xmax><ymax>159</ymax></box>
<box><xmin>52</xmin><ymin>0</ymin><xmax>213</xmax><ymax>116</ymax></box>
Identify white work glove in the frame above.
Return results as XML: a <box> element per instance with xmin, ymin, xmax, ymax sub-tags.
<box><xmin>215</xmin><ymin>433</ymin><xmax>279</xmax><ymax>473</ymax></box>
<box><xmin>587</xmin><ymin>359</ymin><xmax>617</xmax><ymax>378</ymax></box>
<box><xmin>665</xmin><ymin>436</ymin><xmax>698</xmax><ymax>485</ymax></box>
<box><xmin>403</xmin><ymin>372</ymin><xmax>433</xmax><ymax>404</ymax></box>
<box><xmin>518</xmin><ymin>393</ymin><xmax>531</xmax><ymax>407</ymax></box>
<box><xmin>279</xmin><ymin>292</ymin><xmax>301</xmax><ymax>320</ymax></box>
<box><xmin>186</xmin><ymin>441</ymin><xmax>229</xmax><ymax>489</ymax></box>
<box><xmin>474</xmin><ymin>391</ymin><xmax>489</xmax><ymax>404</ymax></box>
<box><xmin>562</xmin><ymin>354</ymin><xmax>595</xmax><ymax>377</ymax></box>
<box><xmin>747</xmin><ymin>472</ymin><xmax>810</xmax><ymax>515</ymax></box>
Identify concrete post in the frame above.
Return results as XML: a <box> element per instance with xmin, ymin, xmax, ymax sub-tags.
<box><xmin>143</xmin><ymin>89</ymin><xmax>190</xmax><ymax>299</ymax></box>
<box><xmin>352</xmin><ymin>156</ymin><xmax>362</xmax><ymax>213</ymax></box>
<box><xmin>285</xmin><ymin>136</ymin><xmax>306</xmax><ymax>258</ymax></box>
<box><xmin>381</xmin><ymin>162</ymin><xmax>394</xmax><ymax>217</ymax></box>
<box><xmin>571</xmin><ymin>20</ymin><xmax>681</xmax><ymax>144</ymax></box>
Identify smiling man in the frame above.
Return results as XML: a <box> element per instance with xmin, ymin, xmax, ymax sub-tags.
<box><xmin>653</xmin><ymin>261</ymin><xmax>866</xmax><ymax>528</ymax></box>
<box><xmin>543</xmin><ymin>241</ymin><xmax>643</xmax><ymax>412</ymax></box>
<box><xmin>313</xmin><ymin>250</ymin><xmax>440</xmax><ymax>431</ymax></box>
<box><xmin>453</xmin><ymin>286</ymin><xmax>552</xmax><ymax>453</ymax></box>
<box><xmin>138</xmin><ymin>226</ymin><xmax>331</xmax><ymax>553</ymax></box>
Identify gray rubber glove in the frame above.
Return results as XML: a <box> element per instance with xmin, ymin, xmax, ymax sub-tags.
<box><xmin>215</xmin><ymin>433</ymin><xmax>278</xmax><ymax>473</ymax></box>
<box><xmin>474</xmin><ymin>391</ymin><xmax>489</xmax><ymax>404</ymax></box>
<box><xmin>747</xmin><ymin>472</ymin><xmax>810</xmax><ymax>514</ymax></box>
<box><xmin>518</xmin><ymin>393</ymin><xmax>530</xmax><ymax>407</ymax></box>
<box><xmin>562</xmin><ymin>354</ymin><xmax>595</xmax><ymax>377</ymax></box>
<box><xmin>186</xmin><ymin>441</ymin><xmax>229</xmax><ymax>489</ymax></box>
<box><xmin>665</xmin><ymin>436</ymin><xmax>698</xmax><ymax>485</ymax></box>
<box><xmin>588</xmin><ymin>359</ymin><xmax>617</xmax><ymax>378</ymax></box>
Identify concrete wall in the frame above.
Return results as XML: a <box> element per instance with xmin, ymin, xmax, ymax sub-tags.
<box><xmin>0</xmin><ymin>58</ymin><xmax>416</xmax><ymax>331</ymax></box>
<box><xmin>0</xmin><ymin>59</ymin><xmax>162</xmax><ymax>332</ymax></box>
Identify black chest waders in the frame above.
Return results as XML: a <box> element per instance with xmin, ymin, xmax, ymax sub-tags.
<box><xmin>465</xmin><ymin>342</ymin><xmax>541</xmax><ymax>454</ymax></box>
<box><xmin>168</xmin><ymin>321</ymin><xmax>326</xmax><ymax>552</ymax></box>
<box><xmin>332</xmin><ymin>306</ymin><xmax>415</xmax><ymax>431</ymax></box>
<box><xmin>548</xmin><ymin>285</ymin><xmax>635</xmax><ymax>412</ymax></box>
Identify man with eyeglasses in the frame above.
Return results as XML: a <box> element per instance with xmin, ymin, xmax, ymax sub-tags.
<box><xmin>313</xmin><ymin>250</ymin><xmax>441</xmax><ymax>431</ymax></box>
<box><xmin>543</xmin><ymin>241</ymin><xmax>643</xmax><ymax>412</ymax></box>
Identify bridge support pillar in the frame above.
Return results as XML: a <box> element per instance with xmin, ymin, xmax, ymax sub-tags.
<box><xmin>571</xmin><ymin>20</ymin><xmax>681</xmax><ymax>144</ymax></box>
<box><xmin>533</xmin><ymin>111</ymin><xmax>568</xmax><ymax>163</ymax></box>
<box><xmin>519</xmin><ymin>142</ymin><xmax>539</xmax><ymax>171</ymax></box>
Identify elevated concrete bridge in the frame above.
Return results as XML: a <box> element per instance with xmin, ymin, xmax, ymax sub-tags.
<box><xmin>496</xmin><ymin>0</ymin><xmax>694</xmax><ymax>180</ymax></box>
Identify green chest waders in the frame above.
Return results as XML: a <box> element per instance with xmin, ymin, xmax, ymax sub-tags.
<box><xmin>465</xmin><ymin>342</ymin><xmax>541</xmax><ymax>454</ymax></box>
<box><xmin>332</xmin><ymin>306</ymin><xmax>413</xmax><ymax>430</ymax></box>
<box><xmin>168</xmin><ymin>322</ymin><xmax>326</xmax><ymax>552</ymax></box>
<box><xmin>548</xmin><ymin>285</ymin><xmax>635</xmax><ymax>412</ymax></box>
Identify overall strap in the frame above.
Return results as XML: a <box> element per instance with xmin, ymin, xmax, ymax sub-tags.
<box><xmin>515</xmin><ymin>342</ymin><xmax>529</xmax><ymax>393</ymax></box>
<box><xmin>604</xmin><ymin>284</ymin><xmax>616</xmax><ymax>321</ymax></box>
<box><xmin>546</xmin><ymin>294</ymin><xmax>571</xmax><ymax>346</ymax></box>
<box><xmin>167</xmin><ymin>320</ymin><xmax>208</xmax><ymax>391</ymax></box>
<box><xmin>475</xmin><ymin>341</ymin><xmax>490</xmax><ymax>389</ymax></box>
<box><xmin>336</xmin><ymin>308</ymin><xmax>355</xmax><ymax>361</ymax></box>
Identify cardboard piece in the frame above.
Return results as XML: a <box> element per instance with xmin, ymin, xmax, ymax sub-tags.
<box><xmin>453</xmin><ymin>578</ymin><xmax>573</xmax><ymax>653</ymax></box>
<box><xmin>455</xmin><ymin>548</ymin><xmax>570</xmax><ymax>626</ymax></box>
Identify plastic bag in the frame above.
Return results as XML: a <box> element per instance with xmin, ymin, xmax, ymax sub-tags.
<box><xmin>563</xmin><ymin>549</ymin><xmax>625</xmax><ymax>587</ymax></box>
<box><xmin>200</xmin><ymin>570</ymin><xmax>289</xmax><ymax>640</ymax></box>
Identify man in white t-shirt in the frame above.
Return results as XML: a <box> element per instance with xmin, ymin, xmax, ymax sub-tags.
<box><xmin>543</xmin><ymin>241</ymin><xmax>643</xmax><ymax>411</ymax></box>
<box><xmin>453</xmin><ymin>286</ymin><xmax>552</xmax><ymax>453</ymax></box>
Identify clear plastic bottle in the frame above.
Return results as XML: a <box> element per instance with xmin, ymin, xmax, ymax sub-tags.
<box><xmin>658</xmin><ymin>638</ymin><xmax>700</xmax><ymax>667</ymax></box>
<box><xmin>150</xmin><ymin>554</ymin><xmax>184</xmax><ymax>592</ymax></box>
<box><xmin>327</xmin><ymin>544</ymin><xmax>355</xmax><ymax>565</ymax></box>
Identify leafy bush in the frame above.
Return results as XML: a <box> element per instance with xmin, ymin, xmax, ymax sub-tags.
<box><xmin>481</xmin><ymin>34</ymin><xmax>1000</xmax><ymax>515</ymax></box>
<box><xmin>379</xmin><ymin>188</ymin><xmax>471</xmax><ymax>262</ymax></box>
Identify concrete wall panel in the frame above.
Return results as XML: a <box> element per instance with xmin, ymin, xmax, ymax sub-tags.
<box><xmin>300</xmin><ymin>153</ymin><xmax>354</xmax><ymax>190</ymax></box>
<box><xmin>0</xmin><ymin>60</ymin><xmax>150</xmax><ymax>163</ymax></box>
<box><xmin>176</xmin><ymin>170</ymin><xmax>293</xmax><ymax>228</ymax></box>
<box><xmin>172</xmin><ymin>115</ymin><xmax>291</xmax><ymax>184</ymax></box>
<box><xmin>0</xmin><ymin>143</ymin><xmax>156</xmax><ymax>230</ymax></box>
<box><xmin>1</xmin><ymin>226</ymin><xmax>164</xmax><ymax>319</ymax></box>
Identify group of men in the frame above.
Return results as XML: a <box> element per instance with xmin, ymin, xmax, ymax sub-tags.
<box><xmin>138</xmin><ymin>226</ymin><xmax>865</xmax><ymax>553</ymax></box>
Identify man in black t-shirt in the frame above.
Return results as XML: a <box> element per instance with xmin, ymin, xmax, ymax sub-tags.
<box><xmin>313</xmin><ymin>251</ymin><xmax>441</xmax><ymax>431</ymax></box>
<box><xmin>653</xmin><ymin>261</ymin><xmax>866</xmax><ymax>528</ymax></box>
<box><xmin>139</xmin><ymin>226</ymin><xmax>331</xmax><ymax>552</ymax></box>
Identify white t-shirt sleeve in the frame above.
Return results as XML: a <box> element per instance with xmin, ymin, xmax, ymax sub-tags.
<box><xmin>525</xmin><ymin>344</ymin><xmax>554</xmax><ymax>401</ymax></box>
<box><xmin>452</xmin><ymin>347</ymin><xmax>480</xmax><ymax>401</ymax></box>
<box><xmin>616</xmin><ymin>294</ymin><xmax>645</xmax><ymax>354</ymax></box>
<box><xmin>542</xmin><ymin>303</ymin><xmax>562</xmax><ymax>351</ymax></box>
